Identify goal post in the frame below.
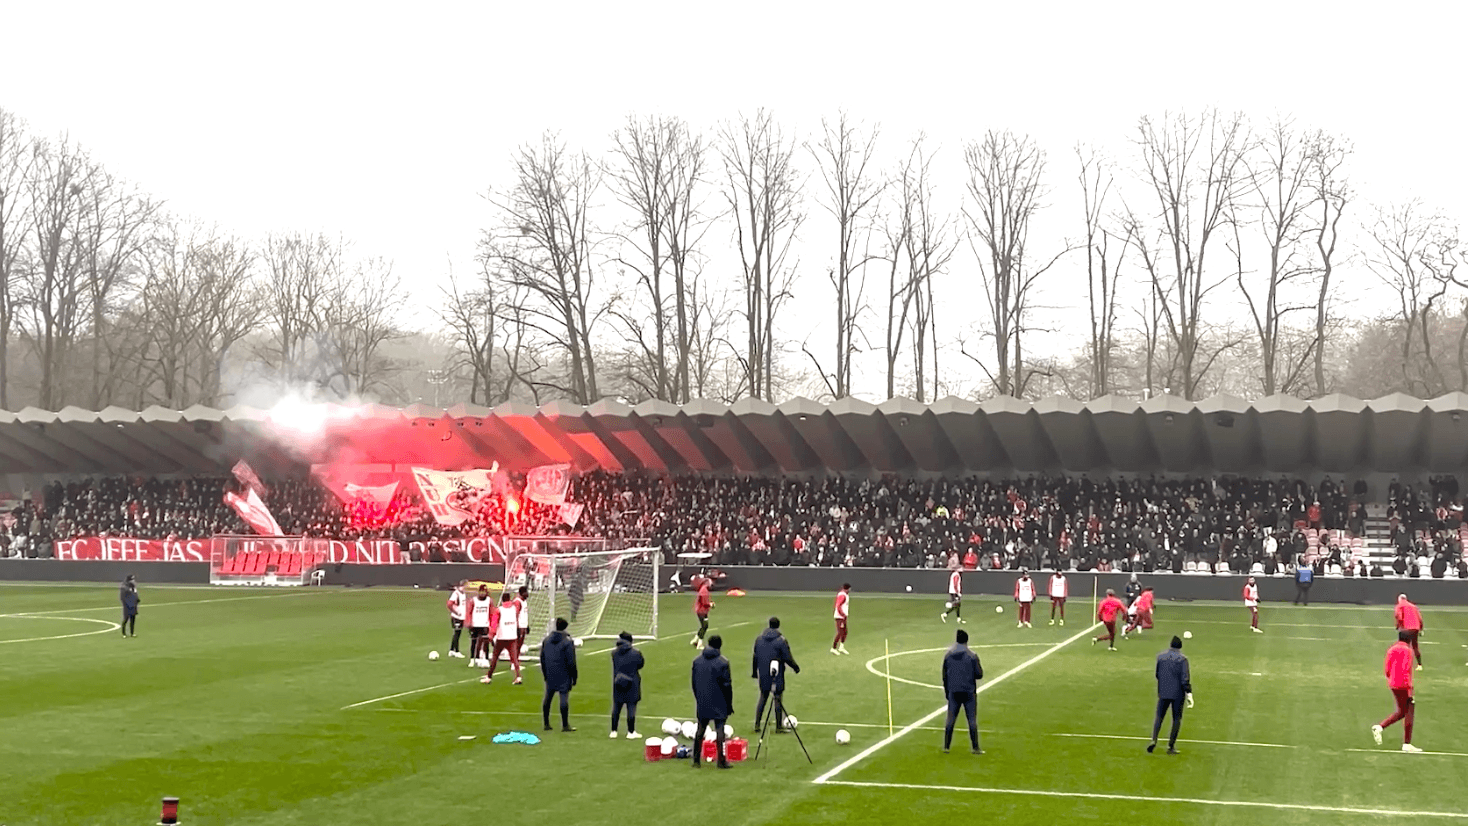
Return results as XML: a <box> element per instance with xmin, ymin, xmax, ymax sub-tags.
<box><xmin>503</xmin><ymin>539</ymin><xmax>659</xmax><ymax>645</ymax></box>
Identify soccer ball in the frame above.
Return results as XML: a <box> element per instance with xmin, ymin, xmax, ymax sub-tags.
<box><xmin>680</xmin><ymin>721</ymin><xmax>697</xmax><ymax>739</ymax></box>
<box><xmin>995</xmin><ymin>605</ymin><xmax>1004</xmax><ymax>614</ymax></box>
<box><xmin>1183</xmin><ymin>631</ymin><xmax>1193</xmax><ymax>639</ymax></box>
<box><xmin>835</xmin><ymin>729</ymin><xmax>851</xmax><ymax>745</ymax></box>
<box><xmin>905</xmin><ymin>585</ymin><xmax>912</xmax><ymax>592</ymax></box>
<box><xmin>661</xmin><ymin>718</ymin><xmax>679</xmax><ymax>736</ymax></box>
<box><xmin>944</xmin><ymin>602</ymin><xmax>953</xmax><ymax>610</ymax></box>
<box><xmin>782</xmin><ymin>715</ymin><xmax>799</xmax><ymax>730</ymax></box>
<box><xmin>573</xmin><ymin>637</ymin><xmax>584</xmax><ymax>648</ymax></box>
<box><xmin>428</xmin><ymin>650</ymin><xmax>440</xmax><ymax>661</ymax></box>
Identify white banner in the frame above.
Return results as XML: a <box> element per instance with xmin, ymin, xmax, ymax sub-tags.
<box><xmin>412</xmin><ymin>467</ymin><xmax>494</xmax><ymax>526</ymax></box>
<box><xmin>560</xmin><ymin>502</ymin><xmax>584</xmax><ymax>528</ymax></box>
<box><xmin>526</xmin><ymin>463</ymin><xmax>572</xmax><ymax>505</ymax></box>
<box><xmin>344</xmin><ymin>481</ymin><xmax>399</xmax><ymax>508</ymax></box>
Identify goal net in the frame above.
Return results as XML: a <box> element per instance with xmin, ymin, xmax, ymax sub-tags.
<box><xmin>504</xmin><ymin>539</ymin><xmax>659</xmax><ymax>645</ymax></box>
<box><xmin>208</xmin><ymin>536</ymin><xmax>322</xmax><ymax>586</ymax></box>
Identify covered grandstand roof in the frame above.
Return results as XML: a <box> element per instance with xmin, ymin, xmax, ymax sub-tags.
<box><xmin>1</xmin><ymin>393</ymin><xmax>1466</xmax><ymax>477</ymax></box>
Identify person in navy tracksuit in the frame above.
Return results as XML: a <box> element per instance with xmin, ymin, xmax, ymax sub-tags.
<box><xmin>691</xmin><ymin>634</ymin><xmax>733</xmax><ymax>768</ymax></box>
<box><xmin>120</xmin><ymin>575</ymin><xmax>140</xmax><ymax>637</ymax></box>
<box><xmin>941</xmin><ymin>629</ymin><xmax>983</xmax><ymax>754</ymax></box>
<box><xmin>1148</xmin><ymin>635</ymin><xmax>1194</xmax><ymax>754</ymax></box>
<box><xmin>752</xmin><ymin>617</ymin><xmax>800</xmax><ymax>734</ymax></box>
<box><xmin>540</xmin><ymin>617</ymin><xmax>578</xmax><ymax>732</ymax></box>
<box><xmin>609</xmin><ymin>632</ymin><xmax>644</xmax><ymax>737</ymax></box>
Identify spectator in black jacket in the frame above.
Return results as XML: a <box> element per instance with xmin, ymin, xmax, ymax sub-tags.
<box><xmin>752</xmin><ymin>617</ymin><xmax>800</xmax><ymax>734</ymax></box>
<box><xmin>691</xmin><ymin>634</ymin><xmax>733</xmax><ymax>768</ymax></box>
<box><xmin>119</xmin><ymin>574</ymin><xmax>139</xmax><ymax>638</ymax></box>
<box><xmin>609</xmin><ymin>631</ymin><xmax>644</xmax><ymax>739</ymax></box>
<box><xmin>940</xmin><ymin>629</ymin><xmax>983</xmax><ymax>755</ymax></box>
<box><xmin>540</xmin><ymin>618</ymin><xmax>578</xmax><ymax>732</ymax></box>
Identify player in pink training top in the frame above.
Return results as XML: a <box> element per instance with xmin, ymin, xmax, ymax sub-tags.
<box><xmin>1013</xmin><ymin>570</ymin><xmax>1037</xmax><ymax>628</ymax></box>
<box><xmin>1243</xmin><ymin>576</ymin><xmax>1263</xmax><ymax>633</ymax></box>
<box><xmin>1394</xmin><ymin>594</ymin><xmax>1424</xmax><ymax>670</ymax></box>
<box><xmin>940</xmin><ymin>569</ymin><xmax>965</xmax><ymax>624</ymax></box>
<box><xmin>690</xmin><ymin>574</ymin><xmax>713</xmax><ymax>649</ymax></box>
<box><xmin>1372</xmin><ymin>631</ymin><xmax>1423</xmax><ymax>752</ymax></box>
<box><xmin>1123</xmin><ymin>586</ymin><xmax>1155</xmax><ymax>637</ymax></box>
<box><xmin>831</xmin><ymin>583</ymin><xmax>851</xmax><ymax>655</ymax></box>
<box><xmin>1048</xmin><ymin>571</ymin><xmax>1068</xmax><ymax>626</ymax></box>
<box><xmin>1093</xmin><ymin>589</ymin><xmax>1127</xmax><ymax>650</ymax></box>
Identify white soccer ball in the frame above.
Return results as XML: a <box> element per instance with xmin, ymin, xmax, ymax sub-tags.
<box><xmin>995</xmin><ymin>605</ymin><xmax>1004</xmax><ymax>614</ymax></box>
<box><xmin>835</xmin><ymin>729</ymin><xmax>851</xmax><ymax>745</ymax></box>
<box><xmin>680</xmin><ymin>721</ymin><xmax>697</xmax><ymax>739</ymax></box>
<box><xmin>428</xmin><ymin>650</ymin><xmax>440</xmax><ymax>661</ymax></box>
<box><xmin>1183</xmin><ymin>631</ymin><xmax>1193</xmax><ymax>639</ymax></box>
<box><xmin>782</xmin><ymin>715</ymin><xmax>798</xmax><ymax>730</ymax></box>
<box><xmin>573</xmin><ymin>637</ymin><xmax>584</xmax><ymax>647</ymax></box>
<box><xmin>704</xmin><ymin>727</ymin><xmax>717</xmax><ymax>742</ymax></box>
<box><xmin>905</xmin><ymin>585</ymin><xmax>912</xmax><ymax>592</ymax></box>
<box><xmin>659</xmin><ymin>736</ymin><xmax>676</xmax><ymax>756</ymax></box>
<box><xmin>944</xmin><ymin>602</ymin><xmax>953</xmax><ymax>610</ymax></box>
<box><xmin>661</xmin><ymin>718</ymin><xmax>679</xmax><ymax>736</ymax></box>
<box><xmin>723</xmin><ymin>724</ymin><xmax>734</xmax><ymax>739</ymax></box>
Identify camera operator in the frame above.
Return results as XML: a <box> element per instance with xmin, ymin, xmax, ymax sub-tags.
<box><xmin>752</xmin><ymin>616</ymin><xmax>800</xmax><ymax>734</ymax></box>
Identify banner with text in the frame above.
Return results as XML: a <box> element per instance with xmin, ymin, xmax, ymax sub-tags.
<box><xmin>53</xmin><ymin>536</ymin><xmax>506</xmax><ymax>564</ymax></box>
<box><xmin>412</xmin><ymin>467</ymin><xmax>495</xmax><ymax>525</ymax></box>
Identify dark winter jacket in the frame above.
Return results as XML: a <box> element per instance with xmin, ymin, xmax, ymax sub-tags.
<box><xmin>941</xmin><ymin>643</ymin><xmax>983</xmax><ymax>697</ymax></box>
<box><xmin>540</xmin><ymin>630</ymin><xmax>578</xmax><ymax>692</ymax></box>
<box><xmin>120</xmin><ymin>583</ymin><xmax>140</xmax><ymax>612</ymax></box>
<box><xmin>752</xmin><ymin>627</ymin><xmax>800</xmax><ymax>693</ymax></box>
<box><xmin>610</xmin><ymin>638</ymin><xmax>644</xmax><ymax>703</ymax></box>
<box><xmin>691</xmin><ymin>645</ymin><xmax>734</xmax><ymax>721</ymax></box>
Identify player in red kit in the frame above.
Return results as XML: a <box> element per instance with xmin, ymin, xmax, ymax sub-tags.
<box><xmin>690</xmin><ymin>575</ymin><xmax>713</xmax><ymax>649</ymax></box>
<box><xmin>1394</xmin><ymin>594</ymin><xmax>1424</xmax><ymax>670</ymax></box>
<box><xmin>940</xmin><ymin>569</ymin><xmax>965</xmax><ymax>624</ymax></box>
<box><xmin>831</xmin><ymin>583</ymin><xmax>851</xmax><ymax>655</ymax></box>
<box><xmin>1243</xmin><ymin>577</ymin><xmax>1262</xmax><ymax>633</ymax></box>
<box><xmin>1371</xmin><ymin>631</ymin><xmax>1424</xmax><ymax>752</ymax></box>
<box><xmin>1093</xmin><ymin>589</ymin><xmax>1126</xmax><ymax>650</ymax></box>
<box><xmin>1123</xmin><ymin>586</ymin><xmax>1155</xmax><ymax>637</ymax></box>
<box><xmin>1013</xmin><ymin>570</ymin><xmax>1036</xmax><ymax>628</ymax></box>
<box><xmin>1048</xmin><ymin>571</ymin><xmax>1068</xmax><ymax>626</ymax></box>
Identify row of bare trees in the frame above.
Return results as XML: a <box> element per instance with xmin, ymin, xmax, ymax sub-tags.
<box><xmin>0</xmin><ymin>107</ymin><xmax>409</xmax><ymax>410</ymax></box>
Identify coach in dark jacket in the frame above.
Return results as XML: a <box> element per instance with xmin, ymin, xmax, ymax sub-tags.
<box><xmin>119</xmin><ymin>575</ymin><xmax>140</xmax><ymax>638</ymax></box>
<box><xmin>540</xmin><ymin>617</ymin><xmax>578</xmax><ymax>732</ymax></box>
<box><xmin>940</xmin><ymin>629</ymin><xmax>983</xmax><ymax>754</ymax></box>
<box><xmin>691</xmin><ymin>634</ymin><xmax>733</xmax><ymax>768</ymax></box>
<box><xmin>752</xmin><ymin>617</ymin><xmax>801</xmax><ymax>734</ymax></box>
<box><xmin>610</xmin><ymin>631</ymin><xmax>644</xmax><ymax>737</ymax></box>
<box><xmin>1148</xmin><ymin>635</ymin><xmax>1193</xmax><ymax>754</ymax></box>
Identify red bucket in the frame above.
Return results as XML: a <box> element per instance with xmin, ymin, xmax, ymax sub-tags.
<box><xmin>645</xmin><ymin>743</ymin><xmax>663</xmax><ymax>762</ymax></box>
<box><xmin>727</xmin><ymin>738</ymin><xmax>748</xmax><ymax>762</ymax></box>
<box><xmin>701</xmin><ymin>739</ymin><xmax>717</xmax><ymax>761</ymax></box>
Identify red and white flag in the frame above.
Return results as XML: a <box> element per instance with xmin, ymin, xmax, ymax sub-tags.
<box><xmin>344</xmin><ymin>481</ymin><xmax>399</xmax><ymax>508</ymax></box>
<box><xmin>231</xmin><ymin>460</ymin><xmax>269</xmax><ymax>497</ymax></box>
<box><xmin>224</xmin><ymin>488</ymin><xmax>284</xmax><ymax>536</ymax></box>
<box><xmin>526</xmin><ymin>464</ymin><xmax>572</xmax><ymax>505</ymax></box>
<box><xmin>560</xmin><ymin>502</ymin><xmax>584</xmax><ymax>528</ymax></box>
<box><xmin>412</xmin><ymin>467</ymin><xmax>494</xmax><ymax>526</ymax></box>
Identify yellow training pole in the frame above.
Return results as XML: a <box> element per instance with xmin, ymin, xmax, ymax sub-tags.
<box><xmin>885</xmin><ymin>638</ymin><xmax>895</xmax><ymax>737</ymax></box>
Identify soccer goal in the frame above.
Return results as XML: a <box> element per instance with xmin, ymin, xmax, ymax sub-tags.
<box><xmin>504</xmin><ymin>540</ymin><xmax>659</xmax><ymax>644</ymax></box>
<box><xmin>208</xmin><ymin>535</ymin><xmax>322</xmax><ymax>586</ymax></box>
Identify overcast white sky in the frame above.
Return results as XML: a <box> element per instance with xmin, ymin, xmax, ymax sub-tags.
<box><xmin>5</xmin><ymin>1</ymin><xmax>1465</xmax><ymax>401</ymax></box>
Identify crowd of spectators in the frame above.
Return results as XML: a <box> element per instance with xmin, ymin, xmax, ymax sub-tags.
<box><xmin>3</xmin><ymin>471</ymin><xmax>1467</xmax><ymax>578</ymax></box>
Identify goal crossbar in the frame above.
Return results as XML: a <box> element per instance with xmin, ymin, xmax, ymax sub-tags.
<box><xmin>505</xmin><ymin>545</ymin><xmax>659</xmax><ymax>644</ymax></box>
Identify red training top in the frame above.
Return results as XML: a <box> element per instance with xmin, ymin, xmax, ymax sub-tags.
<box><xmin>1395</xmin><ymin>600</ymin><xmax>1423</xmax><ymax>632</ymax></box>
<box><xmin>1384</xmin><ymin>641</ymin><xmax>1414</xmax><ymax>691</ymax></box>
<box><xmin>1098</xmin><ymin>596</ymin><xmax>1127</xmax><ymax>623</ymax></box>
<box><xmin>694</xmin><ymin>582</ymin><xmax>712</xmax><ymax>615</ymax></box>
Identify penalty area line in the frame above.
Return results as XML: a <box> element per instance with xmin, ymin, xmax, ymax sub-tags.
<box><xmin>816</xmin><ymin>780</ymin><xmax>1468</xmax><ymax>819</ymax></box>
<box><xmin>812</xmin><ymin>622</ymin><xmax>1099</xmax><ymax>785</ymax></box>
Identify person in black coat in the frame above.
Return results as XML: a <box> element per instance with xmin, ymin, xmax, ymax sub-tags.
<box><xmin>1148</xmin><ymin>635</ymin><xmax>1194</xmax><ymax>754</ymax></box>
<box><xmin>540</xmin><ymin>617</ymin><xmax>579</xmax><ymax>732</ymax></box>
<box><xmin>690</xmin><ymin>634</ymin><xmax>733</xmax><ymax>768</ymax></box>
<box><xmin>609</xmin><ymin>631</ymin><xmax>644</xmax><ymax>738</ymax></box>
<box><xmin>119</xmin><ymin>575</ymin><xmax>140</xmax><ymax>637</ymax></box>
<box><xmin>752</xmin><ymin>617</ymin><xmax>801</xmax><ymax>734</ymax></box>
<box><xmin>941</xmin><ymin>629</ymin><xmax>983</xmax><ymax>754</ymax></box>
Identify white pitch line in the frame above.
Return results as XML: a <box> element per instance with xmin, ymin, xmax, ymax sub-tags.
<box><xmin>813</xmin><ymin>623</ymin><xmax>1099</xmax><ymax>785</ymax></box>
<box><xmin>817</xmin><ymin>780</ymin><xmax>1468</xmax><ymax>819</ymax></box>
<box><xmin>1346</xmin><ymin>748</ymin><xmax>1468</xmax><ymax>758</ymax></box>
<box><xmin>12</xmin><ymin>590</ymin><xmax>340</xmax><ymax>616</ymax></box>
<box><xmin>1050</xmin><ymin>732</ymin><xmax>1293</xmax><ymax>749</ymax></box>
<box><xmin>0</xmin><ymin>614</ymin><xmax>122</xmax><ymax>644</ymax></box>
<box><xmin>863</xmin><ymin>643</ymin><xmax>1056</xmax><ymax>690</ymax></box>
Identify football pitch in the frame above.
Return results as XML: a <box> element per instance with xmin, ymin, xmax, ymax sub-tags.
<box><xmin>3</xmin><ymin>584</ymin><xmax>1468</xmax><ymax>825</ymax></box>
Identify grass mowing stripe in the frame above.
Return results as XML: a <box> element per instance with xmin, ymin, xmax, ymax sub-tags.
<box><xmin>818</xmin><ymin>780</ymin><xmax>1468</xmax><ymax>819</ymax></box>
<box><xmin>1050</xmin><ymin>732</ymin><xmax>1293</xmax><ymax>748</ymax></box>
<box><xmin>11</xmin><ymin>590</ymin><xmax>348</xmax><ymax>615</ymax></box>
<box><xmin>812</xmin><ymin>622</ymin><xmax>1100</xmax><ymax>785</ymax></box>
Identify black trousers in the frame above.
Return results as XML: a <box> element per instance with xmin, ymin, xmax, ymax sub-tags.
<box><xmin>1152</xmin><ymin>697</ymin><xmax>1184</xmax><ymax>747</ymax></box>
<box><xmin>1294</xmin><ymin>581</ymin><xmax>1311</xmax><ymax>605</ymax></box>
<box><xmin>611</xmin><ymin>698</ymin><xmax>638</xmax><ymax>733</ymax></box>
<box><xmin>755</xmin><ymin>687</ymin><xmax>784</xmax><ymax>730</ymax></box>
<box><xmin>542</xmin><ymin>688</ymin><xmax>570</xmax><ymax>728</ymax></box>
<box><xmin>944</xmin><ymin>692</ymin><xmax>978</xmax><ymax>750</ymax></box>
<box><xmin>693</xmin><ymin>717</ymin><xmax>728</xmax><ymax>765</ymax></box>
<box><xmin>122</xmin><ymin>611</ymin><xmax>136</xmax><ymax>636</ymax></box>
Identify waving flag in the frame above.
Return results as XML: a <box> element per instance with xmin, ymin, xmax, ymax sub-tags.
<box><xmin>560</xmin><ymin>502</ymin><xmax>584</xmax><ymax>528</ymax></box>
<box><xmin>224</xmin><ymin>487</ymin><xmax>283</xmax><ymax>536</ymax></box>
<box><xmin>232</xmin><ymin>460</ymin><xmax>269</xmax><ymax>496</ymax></box>
<box><xmin>526</xmin><ymin>464</ymin><xmax>572</xmax><ymax>505</ymax></box>
<box><xmin>344</xmin><ymin>481</ymin><xmax>399</xmax><ymax>508</ymax></box>
<box><xmin>413</xmin><ymin>467</ymin><xmax>495</xmax><ymax>526</ymax></box>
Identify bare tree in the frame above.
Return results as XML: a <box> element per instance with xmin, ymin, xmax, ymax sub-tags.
<box><xmin>881</xmin><ymin>136</ymin><xmax>954</xmax><ymax>401</ymax></box>
<box><xmin>1366</xmin><ymin>201</ymin><xmax>1459</xmax><ymax>396</ymax></box>
<box><xmin>718</xmin><ymin>109</ymin><xmax>803</xmax><ymax>401</ymax></box>
<box><xmin>1125</xmin><ymin>110</ymin><xmax>1251</xmax><ymax>399</ymax></box>
<box><xmin>806</xmin><ymin>112</ymin><xmax>883</xmax><ymax>399</ymax></box>
<box><xmin>439</xmin><ymin>260</ymin><xmax>499</xmax><ymax>405</ymax></box>
<box><xmin>1306</xmin><ymin>132</ymin><xmax>1351</xmax><ymax>395</ymax></box>
<box><xmin>1076</xmin><ymin>144</ymin><xmax>1128</xmax><ymax>399</ymax></box>
<box><xmin>258</xmin><ymin>231</ymin><xmax>342</xmax><ymax>388</ymax></box>
<box><xmin>0</xmin><ymin>108</ymin><xmax>32</xmax><ymax>409</ymax></box>
<box><xmin>1235</xmin><ymin>117</ymin><xmax>1317</xmax><ymax>396</ymax></box>
<box><xmin>484</xmin><ymin>134</ymin><xmax>604</xmax><ymax>404</ymax></box>
<box><xmin>607</xmin><ymin>115</ymin><xmax>711</xmax><ymax>403</ymax></box>
<box><xmin>961</xmin><ymin>130</ymin><xmax>1065</xmax><ymax>398</ymax></box>
<box><xmin>323</xmin><ymin>256</ymin><xmax>406</xmax><ymax>397</ymax></box>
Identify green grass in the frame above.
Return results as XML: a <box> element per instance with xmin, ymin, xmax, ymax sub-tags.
<box><xmin>2</xmin><ymin>583</ymin><xmax>1468</xmax><ymax>825</ymax></box>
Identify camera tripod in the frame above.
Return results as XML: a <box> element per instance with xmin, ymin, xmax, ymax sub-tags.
<box><xmin>754</xmin><ymin>693</ymin><xmax>813</xmax><ymax>764</ymax></box>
